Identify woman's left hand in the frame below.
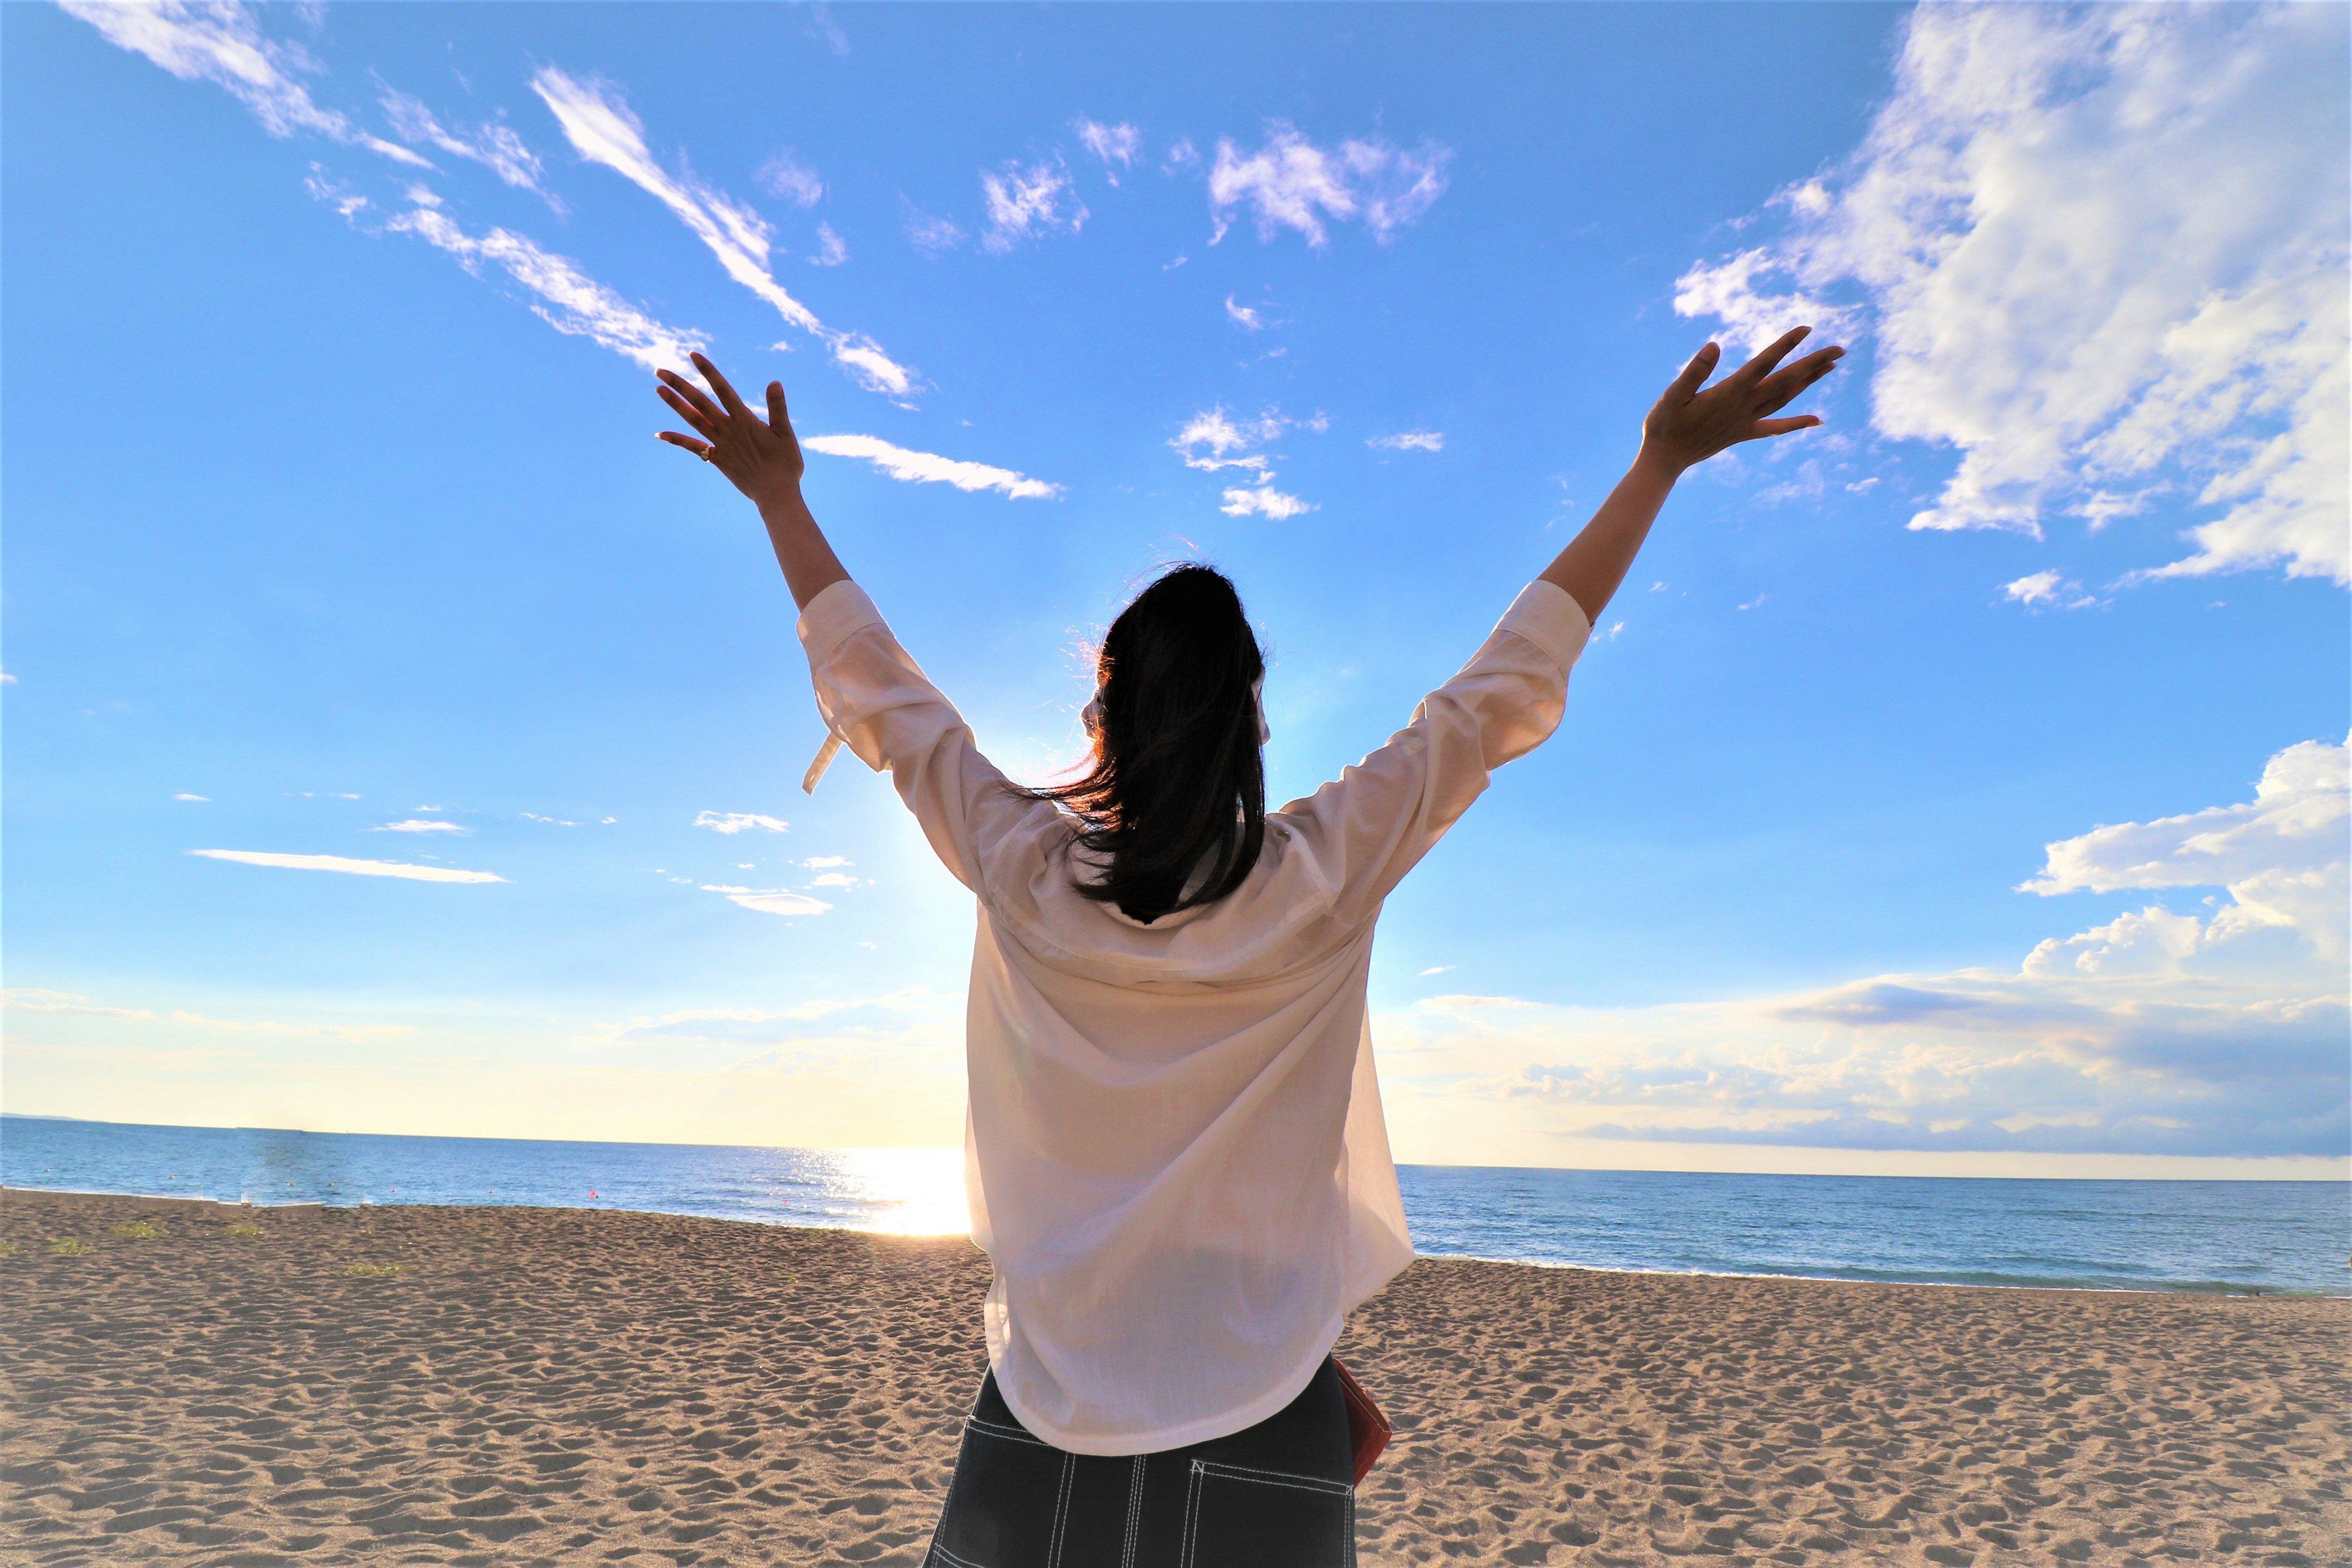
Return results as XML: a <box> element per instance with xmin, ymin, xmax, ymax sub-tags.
<box><xmin>656</xmin><ymin>352</ymin><xmax>805</xmax><ymax>508</ymax></box>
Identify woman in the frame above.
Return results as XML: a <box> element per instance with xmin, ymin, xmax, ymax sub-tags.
<box><xmin>655</xmin><ymin>326</ymin><xmax>1841</xmax><ymax>1565</ymax></box>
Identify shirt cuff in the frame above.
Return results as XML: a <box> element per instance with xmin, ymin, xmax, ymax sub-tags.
<box><xmin>795</xmin><ymin>579</ymin><xmax>884</xmax><ymax>664</ymax></box>
<box><xmin>1496</xmin><ymin>580</ymin><xmax>1593</xmax><ymax>675</ymax></box>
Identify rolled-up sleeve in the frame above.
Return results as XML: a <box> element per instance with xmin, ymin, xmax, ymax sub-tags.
<box><xmin>797</xmin><ymin>581</ymin><xmax>1049</xmax><ymax>895</ymax></box>
<box><xmin>1278</xmin><ymin>580</ymin><xmax>1592</xmax><ymax>919</ymax></box>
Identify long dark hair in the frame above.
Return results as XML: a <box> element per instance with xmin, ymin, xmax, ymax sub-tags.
<box><xmin>1025</xmin><ymin>564</ymin><xmax>1267</xmax><ymax>924</ymax></box>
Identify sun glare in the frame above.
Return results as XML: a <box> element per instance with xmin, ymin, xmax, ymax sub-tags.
<box><xmin>832</xmin><ymin>1147</ymin><xmax>970</xmax><ymax>1236</ymax></box>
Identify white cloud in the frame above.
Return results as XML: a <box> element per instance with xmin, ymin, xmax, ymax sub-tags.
<box><xmin>1169</xmin><ymin>406</ymin><xmax>1286</xmax><ymax>473</ymax></box>
<box><xmin>190</xmin><ymin>849</ymin><xmax>503</xmax><ymax>884</ymax></box>
<box><xmin>804</xmin><ymin>855</ymin><xmax>852</xmax><ymax>869</ymax></box>
<box><xmin>802</xmin><ymin>434</ymin><xmax>1061</xmax><ymax>500</ymax></box>
<box><xmin>371</xmin><ymin>198</ymin><xmax>706</xmax><ymax>372</ymax></box>
<box><xmin>980</xmin><ymin>156</ymin><xmax>1087</xmax><ymax>252</ymax></box>
<box><xmin>519</xmin><ymin>812</ymin><xmax>578</xmax><ymax>826</ymax></box>
<box><xmin>62</xmin><ymin>0</ymin><xmax>428</xmax><ymax>167</ymax></box>
<box><xmin>1673</xmin><ymin>4</ymin><xmax>2349</xmax><ymax>585</ymax></box>
<box><xmin>1369</xmin><ymin>731</ymin><xmax>2349</xmax><ymax>1164</ymax></box>
<box><xmin>173</xmin><ymin>793</ymin><xmax>209</xmax><ymax>802</ymax></box>
<box><xmin>1207</xmin><ymin>122</ymin><xmax>1452</xmax><ymax>248</ymax></box>
<box><xmin>0</xmin><ymin>671</ymin><xmax>15</xmax><ymax>685</ymax></box>
<box><xmin>808</xmin><ymin>221</ymin><xmax>848</xmax><ymax>267</ymax></box>
<box><xmin>379</xmin><ymin>89</ymin><xmax>554</xmax><ymax>203</ymax></box>
<box><xmin>2002</xmin><ymin>570</ymin><xmax>2098</xmax><ymax>611</ymax></box>
<box><xmin>701</xmin><ymin>884</ymin><xmax>832</xmax><ymax>917</ymax></box>
<box><xmin>532</xmin><ymin>68</ymin><xmax>920</xmax><ymax>400</ymax></box>
<box><xmin>371</xmin><ymin>818</ymin><xmax>470</xmax><ymax>835</ymax></box>
<box><xmin>693</xmin><ymin>811</ymin><xmax>789</xmax><ymax>835</ymax></box>
<box><xmin>1419</xmin><ymin>965</ymin><xmax>1453</xmax><ymax>977</ymax></box>
<box><xmin>1220</xmin><ymin>484</ymin><xmax>1316</xmax><ymax>521</ymax></box>
<box><xmin>1074</xmin><ymin>119</ymin><xmax>1140</xmax><ymax>183</ymax></box>
<box><xmin>903</xmin><ymin>205</ymin><xmax>964</xmax><ymax>255</ymax></box>
<box><xmin>1369</xmin><ymin>430</ymin><xmax>1444</xmax><ymax>453</ymax></box>
<box><xmin>809</xmin><ymin>872</ymin><xmax>859</xmax><ymax>889</ymax></box>
<box><xmin>820</xmin><ymin>334</ymin><xmax>918</xmax><ymax>400</ymax></box>
<box><xmin>2020</xmin><ymin>733</ymin><xmax>2348</xmax><ymax>968</ymax></box>
<box><xmin>755</xmin><ymin>149</ymin><xmax>824</xmax><ymax>208</ymax></box>
<box><xmin>1224</xmin><ymin>296</ymin><xmax>1264</xmax><ymax>331</ymax></box>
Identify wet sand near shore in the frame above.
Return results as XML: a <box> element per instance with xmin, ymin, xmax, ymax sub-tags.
<box><xmin>2</xmin><ymin>1188</ymin><xmax>2345</xmax><ymax>1566</ymax></box>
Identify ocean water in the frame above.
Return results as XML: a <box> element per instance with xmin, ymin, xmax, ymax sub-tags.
<box><xmin>5</xmin><ymin>1114</ymin><xmax>2345</xmax><ymax>1296</ymax></box>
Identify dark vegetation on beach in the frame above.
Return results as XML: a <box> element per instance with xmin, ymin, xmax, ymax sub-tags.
<box><xmin>2</xmin><ymin>1189</ymin><xmax>2345</xmax><ymax>1566</ymax></box>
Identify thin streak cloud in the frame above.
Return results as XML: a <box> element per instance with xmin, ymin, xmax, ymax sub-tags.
<box><xmin>367</xmin><ymin>195</ymin><xmax>707</xmax><ymax>372</ymax></box>
<box><xmin>802</xmin><ymin>435</ymin><xmax>1061</xmax><ymax>500</ymax></box>
<box><xmin>530</xmin><ymin>67</ymin><xmax>921</xmax><ymax>402</ymax></box>
<box><xmin>379</xmin><ymin>88</ymin><xmax>557</xmax><ymax>205</ymax></box>
<box><xmin>62</xmin><ymin>0</ymin><xmax>430</xmax><ymax>168</ymax></box>
<box><xmin>190</xmin><ymin>850</ymin><xmax>505</xmax><ymax>884</ymax></box>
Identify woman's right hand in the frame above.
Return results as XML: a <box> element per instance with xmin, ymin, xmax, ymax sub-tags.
<box><xmin>656</xmin><ymin>352</ymin><xmax>807</xmax><ymax>508</ymax></box>
<box><xmin>1640</xmin><ymin>326</ymin><xmax>1844</xmax><ymax>473</ymax></box>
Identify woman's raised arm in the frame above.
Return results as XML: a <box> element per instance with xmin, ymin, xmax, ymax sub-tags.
<box><xmin>1540</xmin><ymin>325</ymin><xmax>1843</xmax><ymax>624</ymax></box>
<box><xmin>656</xmin><ymin>352</ymin><xmax>850</xmax><ymax>609</ymax></box>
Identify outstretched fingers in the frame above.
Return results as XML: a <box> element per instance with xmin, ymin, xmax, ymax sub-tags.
<box><xmin>658</xmin><ymin>368</ymin><xmax>726</xmax><ymax>427</ymax></box>
<box><xmin>1752</xmin><ymin>345</ymin><xmax>1844</xmax><ymax>414</ymax></box>
<box><xmin>1731</xmin><ymin>325</ymin><xmax>1813</xmax><ymax>388</ymax></box>
<box><xmin>1752</xmin><ymin>415</ymin><xmax>1822</xmax><ymax>438</ymax></box>
<box><xmin>1668</xmin><ymin>341</ymin><xmax>1722</xmax><ymax>399</ymax></box>
<box><xmin>658</xmin><ymin>383</ymin><xmax>719</xmax><ymax>438</ymax></box>
<box><xmin>657</xmin><ymin>429</ymin><xmax>714</xmax><ymax>458</ymax></box>
<box><xmin>691</xmin><ymin>351</ymin><xmax>754</xmax><ymax>419</ymax></box>
<box><xmin>766</xmin><ymin>380</ymin><xmax>790</xmax><ymax>432</ymax></box>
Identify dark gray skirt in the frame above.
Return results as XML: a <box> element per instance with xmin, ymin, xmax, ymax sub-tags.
<box><xmin>925</xmin><ymin>1359</ymin><xmax>1356</xmax><ymax>1568</ymax></box>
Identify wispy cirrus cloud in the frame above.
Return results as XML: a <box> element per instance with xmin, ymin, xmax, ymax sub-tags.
<box><xmin>190</xmin><ymin>849</ymin><xmax>505</xmax><ymax>883</ymax></box>
<box><xmin>3</xmin><ymin>989</ymin><xmax>410</xmax><ymax>1042</ymax></box>
<box><xmin>1169</xmin><ymin>407</ymin><xmax>1286</xmax><ymax>474</ymax></box>
<box><xmin>1370</xmin><ymin>429</ymin><xmax>1444</xmax><ymax>454</ymax></box>
<box><xmin>693</xmin><ymin>811</ymin><xmax>789</xmax><ymax>835</ymax></box>
<box><xmin>378</xmin><ymin>88</ymin><xmax>554</xmax><ymax>205</ymax></box>
<box><xmin>2001</xmin><ymin>570</ymin><xmax>2098</xmax><ymax>612</ymax></box>
<box><xmin>530</xmin><ymin>68</ymin><xmax>921</xmax><ymax>401</ymax></box>
<box><xmin>801</xmin><ymin>434</ymin><xmax>1061</xmax><ymax>500</ymax></box>
<box><xmin>339</xmin><ymin>189</ymin><xmax>706</xmax><ymax>372</ymax></box>
<box><xmin>1207</xmin><ymin>122</ymin><xmax>1452</xmax><ymax>248</ymax></box>
<box><xmin>902</xmin><ymin>203</ymin><xmax>965</xmax><ymax>256</ymax></box>
<box><xmin>1073</xmin><ymin>118</ymin><xmax>1140</xmax><ymax>183</ymax></box>
<box><xmin>1673</xmin><ymin>4</ymin><xmax>2349</xmax><ymax>586</ymax></box>
<box><xmin>755</xmin><ymin>149</ymin><xmax>824</xmax><ymax>208</ymax></box>
<box><xmin>371</xmin><ymin>818</ymin><xmax>472</xmax><ymax>835</ymax></box>
<box><xmin>702</xmin><ymin>884</ymin><xmax>831</xmax><ymax>917</ymax></box>
<box><xmin>980</xmin><ymin>156</ymin><xmax>1087</xmax><ymax>252</ymax></box>
<box><xmin>62</xmin><ymin>0</ymin><xmax>429</xmax><ymax>168</ymax></box>
<box><xmin>1171</xmin><ymin>406</ymin><xmax>1316</xmax><ymax>518</ymax></box>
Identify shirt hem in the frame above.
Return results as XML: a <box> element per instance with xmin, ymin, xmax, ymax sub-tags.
<box><xmin>989</xmin><ymin>1311</ymin><xmax>1346</xmax><ymax>1457</ymax></box>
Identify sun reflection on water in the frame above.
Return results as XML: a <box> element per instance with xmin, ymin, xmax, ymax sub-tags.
<box><xmin>831</xmin><ymin>1147</ymin><xmax>969</xmax><ymax>1236</ymax></box>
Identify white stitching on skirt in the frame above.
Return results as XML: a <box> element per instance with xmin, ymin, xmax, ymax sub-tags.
<box><xmin>1182</xmin><ymin>1458</ymin><xmax>1205</xmax><ymax>1568</ymax></box>
<box><xmin>1191</xmin><ymin>1459</ymin><xmax>1354</xmax><ymax>1496</ymax></box>
<box><xmin>1121</xmin><ymin>1453</ymin><xmax>1147</xmax><ymax>1568</ymax></box>
<box><xmin>1046</xmin><ymin>1451</ymin><xmax>1076</xmax><ymax>1568</ymax></box>
<box><xmin>965</xmin><ymin>1414</ymin><xmax>1055</xmax><ymax>1448</ymax></box>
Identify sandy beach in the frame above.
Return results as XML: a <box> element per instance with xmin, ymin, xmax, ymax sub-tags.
<box><xmin>2</xmin><ymin>1188</ymin><xmax>2344</xmax><ymax>1567</ymax></box>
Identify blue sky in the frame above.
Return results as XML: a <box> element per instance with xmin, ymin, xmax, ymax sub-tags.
<box><xmin>5</xmin><ymin>2</ymin><xmax>2345</xmax><ymax>1178</ymax></box>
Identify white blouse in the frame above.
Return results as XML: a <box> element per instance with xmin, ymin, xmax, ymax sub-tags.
<box><xmin>796</xmin><ymin>578</ymin><xmax>1591</xmax><ymax>1455</ymax></box>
